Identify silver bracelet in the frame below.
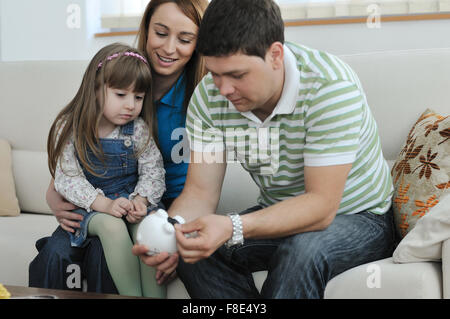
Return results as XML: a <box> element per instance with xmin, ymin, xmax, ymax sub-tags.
<box><xmin>226</xmin><ymin>213</ymin><xmax>244</xmax><ymax>248</ymax></box>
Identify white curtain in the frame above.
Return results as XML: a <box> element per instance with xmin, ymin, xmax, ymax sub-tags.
<box><xmin>279</xmin><ymin>0</ymin><xmax>450</xmax><ymax>20</ymax></box>
<box><xmin>100</xmin><ymin>0</ymin><xmax>450</xmax><ymax>28</ymax></box>
<box><xmin>101</xmin><ymin>0</ymin><xmax>148</xmax><ymax>17</ymax></box>
<box><xmin>100</xmin><ymin>0</ymin><xmax>332</xmax><ymax>17</ymax></box>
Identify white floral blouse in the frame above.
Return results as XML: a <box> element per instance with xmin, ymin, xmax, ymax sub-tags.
<box><xmin>54</xmin><ymin>118</ymin><xmax>166</xmax><ymax>212</ymax></box>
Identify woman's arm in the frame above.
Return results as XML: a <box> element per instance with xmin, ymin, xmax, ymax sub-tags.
<box><xmin>46</xmin><ymin>178</ymin><xmax>82</xmax><ymax>233</ymax></box>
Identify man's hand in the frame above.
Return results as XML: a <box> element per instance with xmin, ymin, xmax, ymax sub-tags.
<box><xmin>174</xmin><ymin>215</ymin><xmax>232</xmax><ymax>264</ymax></box>
<box><xmin>46</xmin><ymin>180</ymin><xmax>81</xmax><ymax>233</ymax></box>
<box><xmin>132</xmin><ymin>244</ymin><xmax>179</xmax><ymax>285</ymax></box>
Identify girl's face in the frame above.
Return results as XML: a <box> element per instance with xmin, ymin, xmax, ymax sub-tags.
<box><xmin>100</xmin><ymin>85</ymin><xmax>145</xmax><ymax>132</ymax></box>
<box><xmin>146</xmin><ymin>2</ymin><xmax>198</xmax><ymax>79</ymax></box>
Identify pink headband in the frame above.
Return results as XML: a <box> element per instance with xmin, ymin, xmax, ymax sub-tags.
<box><xmin>97</xmin><ymin>51</ymin><xmax>148</xmax><ymax>69</ymax></box>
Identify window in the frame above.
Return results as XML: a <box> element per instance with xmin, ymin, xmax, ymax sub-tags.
<box><xmin>100</xmin><ymin>0</ymin><xmax>146</xmax><ymax>30</ymax></box>
<box><xmin>279</xmin><ymin>0</ymin><xmax>450</xmax><ymax>21</ymax></box>
<box><xmin>97</xmin><ymin>0</ymin><xmax>450</xmax><ymax>36</ymax></box>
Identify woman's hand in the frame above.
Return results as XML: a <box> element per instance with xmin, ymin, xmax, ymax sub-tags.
<box><xmin>46</xmin><ymin>180</ymin><xmax>81</xmax><ymax>233</ymax></box>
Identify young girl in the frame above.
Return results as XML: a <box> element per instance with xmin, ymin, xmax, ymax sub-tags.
<box><xmin>31</xmin><ymin>0</ymin><xmax>209</xmax><ymax>293</ymax></box>
<box><xmin>47</xmin><ymin>43</ymin><xmax>166</xmax><ymax>297</ymax></box>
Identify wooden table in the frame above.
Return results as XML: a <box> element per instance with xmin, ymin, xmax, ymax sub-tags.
<box><xmin>4</xmin><ymin>285</ymin><xmax>145</xmax><ymax>299</ymax></box>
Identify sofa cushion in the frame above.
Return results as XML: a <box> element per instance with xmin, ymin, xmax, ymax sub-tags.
<box><xmin>12</xmin><ymin>150</ymin><xmax>52</xmax><ymax>215</ymax></box>
<box><xmin>0</xmin><ymin>139</ymin><xmax>20</xmax><ymax>216</ymax></box>
<box><xmin>324</xmin><ymin>257</ymin><xmax>442</xmax><ymax>299</ymax></box>
<box><xmin>392</xmin><ymin>109</ymin><xmax>450</xmax><ymax>238</ymax></box>
<box><xmin>0</xmin><ymin>213</ymin><xmax>59</xmax><ymax>286</ymax></box>
<box><xmin>393</xmin><ymin>193</ymin><xmax>450</xmax><ymax>263</ymax></box>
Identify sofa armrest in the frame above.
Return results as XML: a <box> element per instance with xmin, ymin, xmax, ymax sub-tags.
<box><xmin>442</xmin><ymin>239</ymin><xmax>450</xmax><ymax>299</ymax></box>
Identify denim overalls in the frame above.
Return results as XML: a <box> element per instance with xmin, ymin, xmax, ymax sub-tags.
<box><xmin>70</xmin><ymin>121</ymin><xmax>140</xmax><ymax>247</ymax></box>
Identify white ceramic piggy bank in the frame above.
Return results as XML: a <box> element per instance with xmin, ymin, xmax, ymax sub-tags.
<box><xmin>136</xmin><ymin>209</ymin><xmax>185</xmax><ymax>256</ymax></box>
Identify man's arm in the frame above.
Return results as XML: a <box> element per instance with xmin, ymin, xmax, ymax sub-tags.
<box><xmin>168</xmin><ymin>151</ymin><xmax>227</xmax><ymax>222</ymax></box>
<box><xmin>175</xmin><ymin>163</ymin><xmax>352</xmax><ymax>263</ymax></box>
<box><xmin>132</xmin><ymin>150</ymin><xmax>227</xmax><ymax>282</ymax></box>
<box><xmin>241</xmin><ymin>163</ymin><xmax>352</xmax><ymax>239</ymax></box>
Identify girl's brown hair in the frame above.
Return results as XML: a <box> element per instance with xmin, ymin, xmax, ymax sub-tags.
<box><xmin>47</xmin><ymin>43</ymin><xmax>154</xmax><ymax>178</ymax></box>
<box><xmin>136</xmin><ymin>0</ymin><xmax>208</xmax><ymax>113</ymax></box>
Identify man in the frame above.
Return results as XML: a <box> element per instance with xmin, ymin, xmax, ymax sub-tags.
<box><xmin>133</xmin><ymin>0</ymin><xmax>395</xmax><ymax>298</ymax></box>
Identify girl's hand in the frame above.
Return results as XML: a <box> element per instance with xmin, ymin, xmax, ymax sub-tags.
<box><xmin>107</xmin><ymin>197</ymin><xmax>133</xmax><ymax>218</ymax></box>
<box><xmin>46</xmin><ymin>179</ymin><xmax>81</xmax><ymax>233</ymax></box>
<box><xmin>127</xmin><ymin>197</ymin><xmax>148</xmax><ymax>224</ymax></box>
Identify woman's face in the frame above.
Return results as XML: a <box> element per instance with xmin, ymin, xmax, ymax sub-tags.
<box><xmin>146</xmin><ymin>2</ymin><xmax>198</xmax><ymax>79</ymax></box>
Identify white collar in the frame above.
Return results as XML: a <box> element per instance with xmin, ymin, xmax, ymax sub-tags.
<box><xmin>233</xmin><ymin>45</ymin><xmax>300</xmax><ymax>124</ymax></box>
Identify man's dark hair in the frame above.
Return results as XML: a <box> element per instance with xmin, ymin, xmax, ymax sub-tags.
<box><xmin>197</xmin><ymin>0</ymin><xmax>285</xmax><ymax>59</ymax></box>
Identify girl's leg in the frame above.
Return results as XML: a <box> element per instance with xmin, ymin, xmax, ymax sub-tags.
<box><xmin>88</xmin><ymin>214</ymin><xmax>142</xmax><ymax>297</ymax></box>
<box><xmin>129</xmin><ymin>222</ymin><xmax>167</xmax><ymax>298</ymax></box>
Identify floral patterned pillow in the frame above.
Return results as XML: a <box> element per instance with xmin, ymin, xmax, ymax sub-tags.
<box><xmin>392</xmin><ymin>109</ymin><xmax>450</xmax><ymax>238</ymax></box>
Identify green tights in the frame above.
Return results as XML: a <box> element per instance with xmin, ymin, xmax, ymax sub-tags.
<box><xmin>88</xmin><ymin>213</ymin><xmax>166</xmax><ymax>298</ymax></box>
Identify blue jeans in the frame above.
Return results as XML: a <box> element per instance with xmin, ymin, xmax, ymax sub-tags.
<box><xmin>29</xmin><ymin>226</ymin><xmax>118</xmax><ymax>293</ymax></box>
<box><xmin>177</xmin><ymin>205</ymin><xmax>396</xmax><ymax>299</ymax></box>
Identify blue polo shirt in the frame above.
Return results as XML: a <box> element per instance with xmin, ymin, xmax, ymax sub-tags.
<box><xmin>156</xmin><ymin>73</ymin><xmax>189</xmax><ymax>200</ymax></box>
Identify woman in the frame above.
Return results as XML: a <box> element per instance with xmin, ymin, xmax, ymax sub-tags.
<box><xmin>137</xmin><ymin>0</ymin><xmax>206</xmax><ymax>209</ymax></box>
<box><xmin>29</xmin><ymin>0</ymin><xmax>208</xmax><ymax>294</ymax></box>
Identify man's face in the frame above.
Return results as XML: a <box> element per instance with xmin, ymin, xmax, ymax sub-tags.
<box><xmin>205</xmin><ymin>51</ymin><xmax>282</xmax><ymax>118</ymax></box>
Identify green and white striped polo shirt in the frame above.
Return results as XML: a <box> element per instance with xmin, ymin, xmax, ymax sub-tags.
<box><xmin>186</xmin><ymin>42</ymin><xmax>393</xmax><ymax>215</ymax></box>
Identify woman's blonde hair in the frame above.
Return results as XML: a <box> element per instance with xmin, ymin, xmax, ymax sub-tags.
<box><xmin>136</xmin><ymin>0</ymin><xmax>209</xmax><ymax>112</ymax></box>
<box><xmin>47</xmin><ymin>43</ymin><xmax>154</xmax><ymax>178</ymax></box>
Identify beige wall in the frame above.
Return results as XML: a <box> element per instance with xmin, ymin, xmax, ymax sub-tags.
<box><xmin>1</xmin><ymin>0</ymin><xmax>449</xmax><ymax>61</ymax></box>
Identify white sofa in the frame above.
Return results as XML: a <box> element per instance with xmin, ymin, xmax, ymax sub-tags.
<box><xmin>0</xmin><ymin>48</ymin><xmax>449</xmax><ymax>298</ymax></box>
